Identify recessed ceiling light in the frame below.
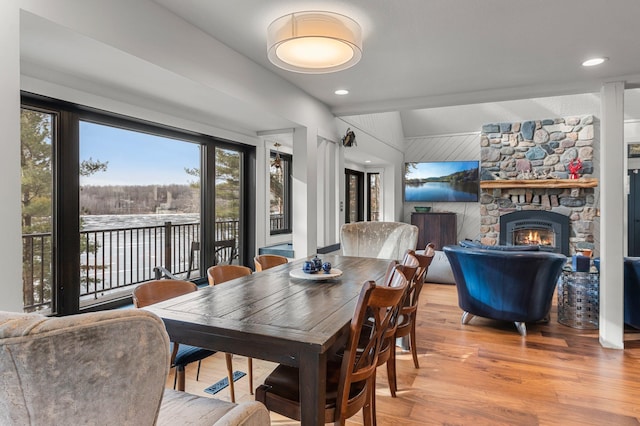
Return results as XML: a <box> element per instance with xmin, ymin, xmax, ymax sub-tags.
<box><xmin>582</xmin><ymin>57</ymin><xmax>608</xmax><ymax>67</ymax></box>
<box><xmin>365</xmin><ymin>160</ymin><xmax>371</xmax><ymax>163</ymax></box>
<box><xmin>335</xmin><ymin>89</ymin><xmax>349</xmax><ymax>95</ymax></box>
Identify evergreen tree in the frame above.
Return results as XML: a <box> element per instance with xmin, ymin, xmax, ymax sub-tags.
<box><xmin>215</xmin><ymin>148</ymin><xmax>240</xmax><ymax>220</ymax></box>
<box><xmin>21</xmin><ymin>108</ymin><xmax>108</xmax><ymax>311</ymax></box>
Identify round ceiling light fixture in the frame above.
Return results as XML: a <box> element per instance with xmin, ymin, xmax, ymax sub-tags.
<box><xmin>582</xmin><ymin>57</ymin><xmax>608</xmax><ymax>67</ymax></box>
<box><xmin>334</xmin><ymin>89</ymin><xmax>349</xmax><ymax>95</ymax></box>
<box><xmin>267</xmin><ymin>11</ymin><xmax>362</xmax><ymax>73</ymax></box>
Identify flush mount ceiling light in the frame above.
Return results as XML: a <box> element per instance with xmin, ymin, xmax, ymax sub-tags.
<box><xmin>334</xmin><ymin>89</ymin><xmax>349</xmax><ymax>95</ymax></box>
<box><xmin>582</xmin><ymin>57</ymin><xmax>608</xmax><ymax>67</ymax></box>
<box><xmin>267</xmin><ymin>11</ymin><xmax>362</xmax><ymax>74</ymax></box>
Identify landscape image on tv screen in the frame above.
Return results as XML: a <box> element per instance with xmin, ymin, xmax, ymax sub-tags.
<box><xmin>404</xmin><ymin>161</ymin><xmax>479</xmax><ymax>202</ymax></box>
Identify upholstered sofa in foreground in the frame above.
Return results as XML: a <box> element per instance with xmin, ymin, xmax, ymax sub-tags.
<box><xmin>340</xmin><ymin>221</ymin><xmax>418</xmax><ymax>260</ymax></box>
<box><xmin>443</xmin><ymin>244</ymin><xmax>566</xmax><ymax>336</ymax></box>
<box><xmin>0</xmin><ymin>309</ymin><xmax>270</xmax><ymax>426</ymax></box>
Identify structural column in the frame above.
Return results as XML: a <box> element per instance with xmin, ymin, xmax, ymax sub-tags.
<box><xmin>0</xmin><ymin>1</ymin><xmax>24</xmax><ymax>312</ymax></box>
<box><xmin>599</xmin><ymin>81</ymin><xmax>625</xmax><ymax>349</ymax></box>
<box><xmin>292</xmin><ymin>127</ymin><xmax>318</xmax><ymax>257</ymax></box>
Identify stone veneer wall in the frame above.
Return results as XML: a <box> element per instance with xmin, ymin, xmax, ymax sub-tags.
<box><xmin>479</xmin><ymin>115</ymin><xmax>597</xmax><ymax>254</ymax></box>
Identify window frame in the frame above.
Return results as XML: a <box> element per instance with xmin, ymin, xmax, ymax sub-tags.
<box><xmin>367</xmin><ymin>172</ymin><xmax>381</xmax><ymax>222</ymax></box>
<box><xmin>345</xmin><ymin>168</ymin><xmax>364</xmax><ymax>223</ymax></box>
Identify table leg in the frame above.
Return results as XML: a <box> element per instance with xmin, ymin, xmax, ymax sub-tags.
<box><xmin>299</xmin><ymin>351</ymin><xmax>327</xmax><ymax>425</ymax></box>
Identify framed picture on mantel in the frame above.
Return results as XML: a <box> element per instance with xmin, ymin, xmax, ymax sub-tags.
<box><xmin>629</xmin><ymin>143</ymin><xmax>640</xmax><ymax>158</ymax></box>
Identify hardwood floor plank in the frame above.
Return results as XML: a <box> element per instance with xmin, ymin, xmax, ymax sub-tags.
<box><xmin>167</xmin><ymin>282</ymin><xmax>640</xmax><ymax>425</ymax></box>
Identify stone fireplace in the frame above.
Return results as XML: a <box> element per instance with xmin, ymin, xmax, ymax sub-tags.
<box><xmin>478</xmin><ymin>115</ymin><xmax>598</xmax><ymax>256</ymax></box>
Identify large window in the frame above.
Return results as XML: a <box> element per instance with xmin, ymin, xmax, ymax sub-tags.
<box><xmin>270</xmin><ymin>150</ymin><xmax>292</xmax><ymax>234</ymax></box>
<box><xmin>20</xmin><ymin>94</ymin><xmax>253</xmax><ymax>315</ymax></box>
<box><xmin>78</xmin><ymin>121</ymin><xmax>201</xmax><ymax>306</ymax></box>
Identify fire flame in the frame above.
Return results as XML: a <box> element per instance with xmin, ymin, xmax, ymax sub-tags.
<box><xmin>518</xmin><ymin>230</ymin><xmax>552</xmax><ymax>246</ymax></box>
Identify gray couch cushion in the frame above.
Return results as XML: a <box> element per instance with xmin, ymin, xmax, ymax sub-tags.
<box><xmin>418</xmin><ymin>249</ymin><xmax>455</xmax><ymax>284</ymax></box>
<box><xmin>158</xmin><ymin>389</ymin><xmax>270</xmax><ymax>426</ymax></box>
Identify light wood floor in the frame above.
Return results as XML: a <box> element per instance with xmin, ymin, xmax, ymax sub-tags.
<box><xmin>167</xmin><ymin>283</ymin><xmax>640</xmax><ymax>425</ymax></box>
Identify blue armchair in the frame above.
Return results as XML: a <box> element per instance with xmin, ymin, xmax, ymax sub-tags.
<box><xmin>624</xmin><ymin>257</ymin><xmax>640</xmax><ymax>329</ymax></box>
<box><xmin>443</xmin><ymin>245</ymin><xmax>567</xmax><ymax>336</ymax></box>
<box><xmin>594</xmin><ymin>257</ymin><xmax>640</xmax><ymax>329</ymax></box>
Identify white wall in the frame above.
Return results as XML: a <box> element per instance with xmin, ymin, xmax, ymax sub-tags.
<box><xmin>0</xmin><ymin>0</ymin><xmax>23</xmax><ymax>312</ymax></box>
<box><xmin>339</xmin><ymin>112</ymin><xmax>405</xmax><ymax>221</ymax></box>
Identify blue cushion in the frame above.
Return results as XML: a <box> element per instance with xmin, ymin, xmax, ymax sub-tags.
<box><xmin>170</xmin><ymin>343</ymin><xmax>215</xmax><ymax>367</ymax></box>
<box><xmin>458</xmin><ymin>240</ymin><xmax>539</xmax><ymax>251</ymax></box>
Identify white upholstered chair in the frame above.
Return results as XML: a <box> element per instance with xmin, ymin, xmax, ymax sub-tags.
<box><xmin>340</xmin><ymin>221</ymin><xmax>419</xmax><ymax>260</ymax></box>
<box><xmin>0</xmin><ymin>309</ymin><xmax>270</xmax><ymax>426</ymax></box>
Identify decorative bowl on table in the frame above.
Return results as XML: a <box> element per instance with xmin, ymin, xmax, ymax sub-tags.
<box><xmin>414</xmin><ymin>206</ymin><xmax>431</xmax><ymax>213</ymax></box>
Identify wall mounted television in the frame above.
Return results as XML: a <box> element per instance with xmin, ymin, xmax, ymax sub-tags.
<box><xmin>404</xmin><ymin>161</ymin><xmax>480</xmax><ymax>202</ymax></box>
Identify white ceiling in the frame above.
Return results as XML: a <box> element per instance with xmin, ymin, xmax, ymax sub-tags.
<box><xmin>19</xmin><ymin>0</ymin><xmax>640</xmax><ymax>148</ymax></box>
<box><xmin>154</xmin><ymin>0</ymin><xmax>640</xmax><ymax>117</ymax></box>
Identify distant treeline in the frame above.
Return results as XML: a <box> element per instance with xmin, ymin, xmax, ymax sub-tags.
<box><xmin>405</xmin><ymin>168</ymin><xmax>479</xmax><ymax>186</ymax></box>
<box><xmin>80</xmin><ymin>184</ymin><xmax>198</xmax><ymax>215</ymax></box>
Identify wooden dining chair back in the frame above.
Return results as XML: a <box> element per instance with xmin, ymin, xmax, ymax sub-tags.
<box><xmin>132</xmin><ymin>280</ymin><xmax>216</xmax><ymax>394</ymax></box>
<box><xmin>256</xmin><ymin>278</ymin><xmax>407</xmax><ymax>425</ymax></box>
<box><xmin>376</xmin><ymin>260</ymin><xmax>414</xmax><ymax>403</ymax></box>
<box><xmin>206</xmin><ymin>263</ymin><xmax>254</xmax><ymax>400</ymax></box>
<box><xmin>253</xmin><ymin>254</ymin><xmax>288</xmax><ymax>272</ymax></box>
<box><xmin>132</xmin><ymin>279</ymin><xmax>198</xmax><ymax>308</ymax></box>
<box><xmin>387</xmin><ymin>243</ymin><xmax>436</xmax><ymax>397</ymax></box>
<box><xmin>207</xmin><ymin>264</ymin><xmax>252</xmax><ymax>286</ymax></box>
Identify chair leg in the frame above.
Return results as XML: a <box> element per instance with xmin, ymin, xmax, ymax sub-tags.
<box><xmin>248</xmin><ymin>357</ymin><xmax>254</xmax><ymax>395</ymax></box>
<box><xmin>362</xmin><ymin>376</ymin><xmax>374</xmax><ymax>426</ymax></box>
<box><xmin>387</xmin><ymin>345</ymin><xmax>397</xmax><ymax>397</ymax></box>
<box><xmin>371</xmin><ymin>369</ymin><xmax>377</xmax><ymax>426</ymax></box>
<box><xmin>176</xmin><ymin>366</ymin><xmax>186</xmax><ymax>392</ymax></box>
<box><xmin>410</xmin><ymin>321</ymin><xmax>419</xmax><ymax>369</ymax></box>
<box><xmin>515</xmin><ymin>322</ymin><xmax>527</xmax><ymax>337</ymax></box>
<box><xmin>461</xmin><ymin>311</ymin><xmax>475</xmax><ymax>325</ymax></box>
<box><xmin>225</xmin><ymin>352</ymin><xmax>236</xmax><ymax>403</ymax></box>
<box><xmin>196</xmin><ymin>360</ymin><xmax>202</xmax><ymax>382</ymax></box>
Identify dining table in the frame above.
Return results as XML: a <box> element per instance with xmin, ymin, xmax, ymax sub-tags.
<box><xmin>143</xmin><ymin>254</ymin><xmax>393</xmax><ymax>425</ymax></box>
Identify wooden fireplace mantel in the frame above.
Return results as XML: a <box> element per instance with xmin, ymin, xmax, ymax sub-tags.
<box><xmin>480</xmin><ymin>178</ymin><xmax>598</xmax><ymax>189</ymax></box>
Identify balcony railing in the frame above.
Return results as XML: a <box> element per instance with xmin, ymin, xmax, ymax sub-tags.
<box><xmin>22</xmin><ymin>220</ymin><xmax>239</xmax><ymax>312</ymax></box>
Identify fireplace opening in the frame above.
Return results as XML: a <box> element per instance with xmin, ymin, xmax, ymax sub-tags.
<box><xmin>499</xmin><ymin>210</ymin><xmax>570</xmax><ymax>255</ymax></box>
<box><xmin>513</xmin><ymin>228</ymin><xmax>555</xmax><ymax>247</ymax></box>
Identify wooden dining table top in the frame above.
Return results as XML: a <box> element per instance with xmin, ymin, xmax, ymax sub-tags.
<box><xmin>144</xmin><ymin>254</ymin><xmax>393</xmax><ymax>361</ymax></box>
<box><xmin>144</xmin><ymin>254</ymin><xmax>394</xmax><ymax>425</ymax></box>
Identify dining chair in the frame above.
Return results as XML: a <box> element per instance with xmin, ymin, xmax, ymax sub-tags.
<box><xmin>132</xmin><ymin>279</ymin><xmax>217</xmax><ymax>394</ymax></box>
<box><xmin>255</xmin><ymin>270</ymin><xmax>408</xmax><ymax>425</ymax></box>
<box><xmin>388</xmin><ymin>243</ymin><xmax>436</xmax><ymax>396</ymax></box>
<box><xmin>253</xmin><ymin>254</ymin><xmax>288</xmax><ymax>271</ymax></box>
<box><xmin>207</xmin><ymin>264</ymin><xmax>252</xmax><ymax>286</ymax></box>
<box><xmin>206</xmin><ymin>264</ymin><xmax>254</xmax><ymax>400</ymax></box>
<box><xmin>372</xmin><ymin>259</ymin><xmax>414</xmax><ymax>419</ymax></box>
